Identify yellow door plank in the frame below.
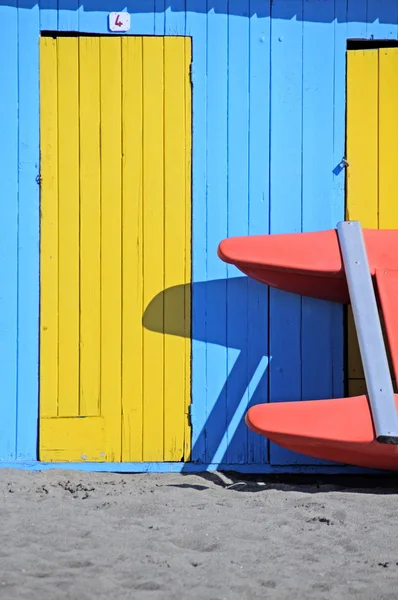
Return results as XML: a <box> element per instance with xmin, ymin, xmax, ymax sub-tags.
<box><xmin>163</xmin><ymin>37</ymin><xmax>190</xmax><ymax>461</ymax></box>
<box><xmin>40</xmin><ymin>37</ymin><xmax>58</xmax><ymax>418</ymax></box>
<box><xmin>346</xmin><ymin>50</ymin><xmax>378</xmax><ymax>228</ymax></box>
<box><xmin>142</xmin><ymin>37</ymin><xmax>165</xmax><ymax>461</ymax></box>
<box><xmin>57</xmin><ymin>38</ymin><xmax>80</xmax><ymax>416</ymax></box>
<box><xmin>347</xmin><ymin>48</ymin><xmax>398</xmax><ymax>396</ymax></box>
<box><xmin>79</xmin><ymin>37</ymin><xmax>101</xmax><ymax>416</ymax></box>
<box><xmin>40</xmin><ymin>416</ymin><xmax>106</xmax><ymax>462</ymax></box>
<box><xmin>100</xmin><ymin>38</ymin><xmax>122</xmax><ymax>462</ymax></box>
<box><xmin>121</xmin><ymin>37</ymin><xmax>144</xmax><ymax>462</ymax></box>
<box><xmin>346</xmin><ymin>49</ymin><xmax>379</xmax><ymax>392</ymax></box>
<box><xmin>379</xmin><ymin>48</ymin><xmax>398</xmax><ymax>229</ymax></box>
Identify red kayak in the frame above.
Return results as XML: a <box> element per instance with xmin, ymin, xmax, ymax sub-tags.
<box><xmin>218</xmin><ymin>227</ymin><xmax>398</xmax><ymax>471</ymax></box>
<box><xmin>218</xmin><ymin>228</ymin><xmax>398</xmax><ymax>304</ymax></box>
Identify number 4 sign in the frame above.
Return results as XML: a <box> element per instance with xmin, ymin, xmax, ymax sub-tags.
<box><xmin>109</xmin><ymin>12</ymin><xmax>131</xmax><ymax>32</ymax></box>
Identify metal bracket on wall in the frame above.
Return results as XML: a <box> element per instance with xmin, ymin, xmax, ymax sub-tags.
<box><xmin>337</xmin><ymin>220</ymin><xmax>398</xmax><ymax>444</ymax></box>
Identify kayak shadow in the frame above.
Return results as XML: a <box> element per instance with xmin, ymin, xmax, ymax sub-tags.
<box><xmin>142</xmin><ymin>276</ymin><xmax>269</xmax><ymax>465</ymax></box>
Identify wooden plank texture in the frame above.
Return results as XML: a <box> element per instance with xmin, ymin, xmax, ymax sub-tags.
<box><xmin>40</xmin><ymin>417</ymin><xmax>106</xmax><ymax>462</ymax></box>
<box><xmin>142</xmin><ymin>37</ymin><xmax>165</xmax><ymax>461</ymax></box>
<box><xmin>40</xmin><ymin>37</ymin><xmax>58</xmax><ymax>419</ymax></box>
<box><xmin>121</xmin><ymin>36</ymin><xmax>144</xmax><ymax>462</ymax></box>
<box><xmin>0</xmin><ymin>2</ymin><xmax>18</xmax><ymax>460</ymax></box>
<box><xmin>17</xmin><ymin>3</ymin><xmax>41</xmax><ymax>459</ymax></box>
<box><xmin>57</xmin><ymin>37</ymin><xmax>80</xmax><ymax>417</ymax></box>
<box><xmin>163</xmin><ymin>37</ymin><xmax>191</xmax><ymax>461</ymax></box>
<box><xmin>79</xmin><ymin>36</ymin><xmax>101</xmax><ymax>417</ymax></box>
<box><xmin>99</xmin><ymin>37</ymin><xmax>122</xmax><ymax>462</ymax></box>
<box><xmin>269</xmin><ymin>0</ymin><xmax>303</xmax><ymax>465</ymax></box>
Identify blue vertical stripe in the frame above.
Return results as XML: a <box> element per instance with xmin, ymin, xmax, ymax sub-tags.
<box><xmin>300</xmin><ymin>0</ymin><xmax>337</xmax><ymax>465</ymax></box>
<box><xmin>186</xmin><ymin>0</ymin><xmax>207</xmax><ymax>462</ymax></box>
<box><xmin>247</xmin><ymin>0</ymin><xmax>271</xmax><ymax>464</ymax></box>
<box><xmin>17</xmin><ymin>3</ymin><xmax>40</xmax><ymax>460</ymax></box>
<box><xmin>332</xmin><ymin>0</ymin><xmax>347</xmax><ymax>400</ymax></box>
<box><xmin>269</xmin><ymin>0</ymin><xmax>303</xmax><ymax>465</ymax></box>
<box><xmin>205</xmin><ymin>0</ymin><xmax>228</xmax><ymax>464</ymax></box>
<box><xmin>226</xmin><ymin>0</ymin><xmax>250</xmax><ymax>463</ymax></box>
<box><xmin>0</xmin><ymin>0</ymin><xmax>18</xmax><ymax>460</ymax></box>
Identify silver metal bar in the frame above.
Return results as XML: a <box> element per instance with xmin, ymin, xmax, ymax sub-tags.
<box><xmin>337</xmin><ymin>220</ymin><xmax>398</xmax><ymax>444</ymax></box>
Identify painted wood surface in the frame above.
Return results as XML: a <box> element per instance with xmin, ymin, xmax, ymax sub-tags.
<box><xmin>346</xmin><ymin>47</ymin><xmax>398</xmax><ymax>397</ymax></box>
<box><xmin>40</xmin><ymin>36</ymin><xmax>191</xmax><ymax>462</ymax></box>
<box><xmin>3</xmin><ymin>0</ymin><xmax>398</xmax><ymax>470</ymax></box>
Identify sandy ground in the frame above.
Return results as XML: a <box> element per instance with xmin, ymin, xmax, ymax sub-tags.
<box><xmin>0</xmin><ymin>470</ymin><xmax>398</xmax><ymax>599</ymax></box>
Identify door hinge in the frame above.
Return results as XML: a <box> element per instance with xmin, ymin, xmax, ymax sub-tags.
<box><xmin>187</xmin><ymin>405</ymin><xmax>193</xmax><ymax>428</ymax></box>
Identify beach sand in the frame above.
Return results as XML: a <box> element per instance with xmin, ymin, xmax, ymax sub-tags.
<box><xmin>0</xmin><ymin>469</ymin><xmax>397</xmax><ymax>599</ymax></box>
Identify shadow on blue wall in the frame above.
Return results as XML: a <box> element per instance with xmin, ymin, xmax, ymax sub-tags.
<box><xmin>8</xmin><ymin>0</ymin><xmax>398</xmax><ymax>26</ymax></box>
<box><xmin>143</xmin><ymin>277</ymin><xmax>269</xmax><ymax>465</ymax></box>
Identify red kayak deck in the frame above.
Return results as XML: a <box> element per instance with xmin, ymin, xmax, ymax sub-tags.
<box><xmin>218</xmin><ymin>227</ymin><xmax>398</xmax><ymax>471</ymax></box>
<box><xmin>218</xmin><ymin>228</ymin><xmax>398</xmax><ymax>303</ymax></box>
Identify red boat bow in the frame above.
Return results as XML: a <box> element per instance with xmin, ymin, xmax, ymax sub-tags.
<box><xmin>245</xmin><ymin>395</ymin><xmax>398</xmax><ymax>471</ymax></box>
<box><xmin>218</xmin><ymin>228</ymin><xmax>398</xmax><ymax>303</ymax></box>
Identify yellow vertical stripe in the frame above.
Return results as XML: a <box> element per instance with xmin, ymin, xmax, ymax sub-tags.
<box><xmin>378</xmin><ymin>48</ymin><xmax>398</xmax><ymax>229</ymax></box>
<box><xmin>100</xmin><ymin>37</ymin><xmax>122</xmax><ymax>461</ymax></box>
<box><xmin>163</xmin><ymin>37</ymin><xmax>188</xmax><ymax>460</ymax></box>
<box><xmin>346</xmin><ymin>50</ymin><xmax>378</xmax><ymax>228</ymax></box>
<box><xmin>121</xmin><ymin>37</ymin><xmax>144</xmax><ymax>462</ymax></box>
<box><xmin>142</xmin><ymin>37</ymin><xmax>165</xmax><ymax>461</ymax></box>
<box><xmin>40</xmin><ymin>35</ymin><xmax>191</xmax><ymax>462</ymax></box>
<box><xmin>57</xmin><ymin>38</ymin><xmax>80</xmax><ymax>416</ymax></box>
<box><xmin>79</xmin><ymin>37</ymin><xmax>101</xmax><ymax>416</ymax></box>
<box><xmin>346</xmin><ymin>50</ymin><xmax>378</xmax><ymax>392</ymax></box>
<box><xmin>346</xmin><ymin>48</ymin><xmax>398</xmax><ymax>397</ymax></box>
<box><xmin>39</xmin><ymin>37</ymin><xmax>58</xmax><ymax>418</ymax></box>
<box><xmin>184</xmin><ymin>37</ymin><xmax>192</xmax><ymax>460</ymax></box>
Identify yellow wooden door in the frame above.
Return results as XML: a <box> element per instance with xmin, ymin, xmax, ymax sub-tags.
<box><xmin>39</xmin><ymin>35</ymin><xmax>192</xmax><ymax>462</ymax></box>
<box><xmin>346</xmin><ymin>48</ymin><xmax>398</xmax><ymax>397</ymax></box>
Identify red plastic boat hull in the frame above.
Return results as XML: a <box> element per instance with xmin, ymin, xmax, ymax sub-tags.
<box><xmin>246</xmin><ymin>395</ymin><xmax>398</xmax><ymax>471</ymax></box>
<box><xmin>218</xmin><ymin>228</ymin><xmax>398</xmax><ymax>303</ymax></box>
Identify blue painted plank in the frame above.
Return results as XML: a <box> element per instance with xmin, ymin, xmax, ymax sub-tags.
<box><xmin>331</xmin><ymin>0</ymin><xmax>347</xmax><ymax>399</ymax></box>
<box><xmin>269</xmin><ymin>0</ymin><xmax>303</xmax><ymax>465</ymax></box>
<box><xmin>204</xmin><ymin>1</ymin><xmax>228</xmax><ymax>464</ymax></box>
<box><xmin>247</xmin><ymin>0</ymin><xmax>271</xmax><ymax>464</ymax></box>
<box><xmin>225</xmin><ymin>0</ymin><xmax>250</xmax><ymax>464</ymax></box>
<box><xmin>0</xmin><ymin>2</ymin><xmax>18</xmax><ymax>461</ymax></box>
<box><xmin>186</xmin><ymin>1</ymin><xmax>207</xmax><ymax>462</ymax></box>
<box><xmin>40</xmin><ymin>0</ymin><xmax>57</xmax><ymax>31</ymax></box>
<box><xmin>58</xmin><ymin>0</ymin><xmax>78</xmax><ymax>31</ymax></box>
<box><xmin>366</xmin><ymin>0</ymin><xmax>398</xmax><ymax>39</ymax></box>
<box><xmin>165</xmin><ymin>0</ymin><xmax>186</xmax><ymax>35</ymax></box>
<box><xmin>17</xmin><ymin>4</ymin><xmax>40</xmax><ymax>460</ymax></box>
<box><xmin>0</xmin><ymin>461</ymin><xmax>384</xmax><ymax>475</ymax></box>
<box><xmin>300</xmin><ymin>0</ymin><xmax>335</xmax><ymax>465</ymax></box>
<box><xmin>346</xmin><ymin>0</ymin><xmax>367</xmax><ymax>39</ymax></box>
<box><xmin>155</xmin><ymin>0</ymin><xmax>165</xmax><ymax>34</ymax></box>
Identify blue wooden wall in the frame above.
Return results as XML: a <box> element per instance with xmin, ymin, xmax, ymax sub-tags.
<box><xmin>1</xmin><ymin>0</ymin><xmax>398</xmax><ymax>470</ymax></box>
